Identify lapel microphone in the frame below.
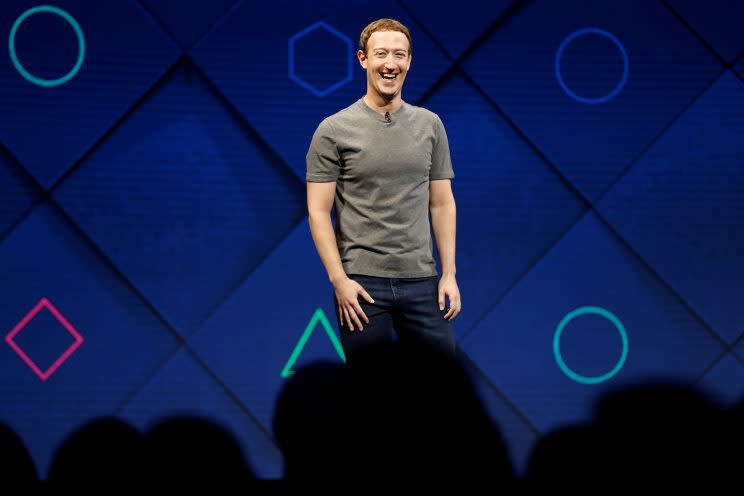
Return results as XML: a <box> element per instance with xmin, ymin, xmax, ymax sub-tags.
<box><xmin>385</xmin><ymin>111</ymin><xmax>391</xmax><ymax>123</ymax></box>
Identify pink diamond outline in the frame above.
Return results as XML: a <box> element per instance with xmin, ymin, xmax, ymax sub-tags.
<box><xmin>5</xmin><ymin>297</ymin><xmax>84</xmax><ymax>381</ymax></box>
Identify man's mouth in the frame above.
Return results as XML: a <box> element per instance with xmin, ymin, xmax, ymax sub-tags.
<box><xmin>380</xmin><ymin>73</ymin><xmax>398</xmax><ymax>82</ymax></box>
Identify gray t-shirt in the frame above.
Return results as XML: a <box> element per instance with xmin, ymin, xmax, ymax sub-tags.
<box><xmin>306</xmin><ymin>97</ymin><xmax>454</xmax><ymax>278</ymax></box>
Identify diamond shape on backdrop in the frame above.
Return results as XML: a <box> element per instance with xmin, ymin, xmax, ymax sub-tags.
<box><xmin>459</xmin><ymin>355</ymin><xmax>538</xmax><ymax>479</ymax></box>
<box><xmin>189</xmin><ymin>0</ymin><xmax>452</xmax><ymax>181</ymax></box>
<box><xmin>0</xmin><ymin>0</ymin><xmax>181</xmax><ymax>189</ymax></box>
<box><xmin>695</xmin><ymin>353</ymin><xmax>744</xmax><ymax>408</ymax></box>
<box><xmin>461</xmin><ymin>211</ymin><xmax>723</xmax><ymax>434</ymax></box>
<box><xmin>0</xmin><ymin>148</ymin><xmax>39</xmax><ymax>236</ymax></box>
<box><xmin>667</xmin><ymin>0</ymin><xmax>744</xmax><ymax>64</ymax></box>
<box><xmin>0</xmin><ymin>203</ymin><xmax>180</xmax><ymax>478</ymax></box>
<box><xmin>54</xmin><ymin>61</ymin><xmax>305</xmax><ymax>337</ymax></box>
<box><xmin>120</xmin><ymin>347</ymin><xmax>283</xmax><ymax>479</ymax></box>
<box><xmin>423</xmin><ymin>73</ymin><xmax>585</xmax><ymax>336</ymax></box>
<box><xmin>597</xmin><ymin>71</ymin><xmax>744</xmax><ymax>345</ymax></box>
<box><xmin>140</xmin><ymin>0</ymin><xmax>240</xmax><ymax>50</ymax></box>
<box><xmin>400</xmin><ymin>0</ymin><xmax>514</xmax><ymax>59</ymax></box>
<box><xmin>6</xmin><ymin>297</ymin><xmax>84</xmax><ymax>382</ymax></box>
<box><xmin>188</xmin><ymin>218</ymin><xmax>349</xmax><ymax>432</ymax></box>
<box><xmin>460</xmin><ymin>0</ymin><xmax>721</xmax><ymax>203</ymax></box>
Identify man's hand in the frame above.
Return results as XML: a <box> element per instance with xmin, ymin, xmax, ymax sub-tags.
<box><xmin>333</xmin><ymin>277</ymin><xmax>374</xmax><ymax>331</ymax></box>
<box><xmin>438</xmin><ymin>274</ymin><xmax>461</xmax><ymax>321</ymax></box>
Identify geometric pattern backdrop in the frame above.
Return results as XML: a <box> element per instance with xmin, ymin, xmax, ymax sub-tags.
<box><xmin>1</xmin><ymin>0</ymin><xmax>742</xmax><ymax>478</ymax></box>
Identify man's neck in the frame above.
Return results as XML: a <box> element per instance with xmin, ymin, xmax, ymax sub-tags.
<box><xmin>363</xmin><ymin>93</ymin><xmax>403</xmax><ymax>115</ymax></box>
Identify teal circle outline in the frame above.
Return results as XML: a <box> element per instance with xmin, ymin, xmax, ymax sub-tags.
<box><xmin>9</xmin><ymin>5</ymin><xmax>86</xmax><ymax>87</ymax></box>
<box><xmin>553</xmin><ymin>306</ymin><xmax>628</xmax><ymax>384</ymax></box>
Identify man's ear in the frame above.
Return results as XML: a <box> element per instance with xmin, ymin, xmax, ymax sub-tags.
<box><xmin>407</xmin><ymin>54</ymin><xmax>412</xmax><ymax>70</ymax></box>
<box><xmin>357</xmin><ymin>49</ymin><xmax>367</xmax><ymax>69</ymax></box>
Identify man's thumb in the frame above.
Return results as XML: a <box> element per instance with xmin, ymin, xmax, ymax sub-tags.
<box><xmin>439</xmin><ymin>293</ymin><xmax>445</xmax><ymax>310</ymax></box>
<box><xmin>366</xmin><ymin>292</ymin><xmax>375</xmax><ymax>303</ymax></box>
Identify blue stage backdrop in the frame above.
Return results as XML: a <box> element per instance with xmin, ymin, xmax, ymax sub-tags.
<box><xmin>0</xmin><ymin>0</ymin><xmax>742</xmax><ymax>479</ymax></box>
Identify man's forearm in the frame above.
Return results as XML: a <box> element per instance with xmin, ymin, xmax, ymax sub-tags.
<box><xmin>430</xmin><ymin>201</ymin><xmax>456</xmax><ymax>277</ymax></box>
<box><xmin>309</xmin><ymin>213</ymin><xmax>347</xmax><ymax>284</ymax></box>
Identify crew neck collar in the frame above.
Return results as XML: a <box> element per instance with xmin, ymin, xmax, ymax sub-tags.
<box><xmin>358</xmin><ymin>97</ymin><xmax>408</xmax><ymax>122</ymax></box>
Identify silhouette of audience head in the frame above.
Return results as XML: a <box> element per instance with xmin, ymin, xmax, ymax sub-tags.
<box><xmin>526</xmin><ymin>381</ymin><xmax>731</xmax><ymax>487</ymax></box>
<box><xmin>727</xmin><ymin>393</ymin><xmax>744</xmax><ymax>474</ymax></box>
<box><xmin>8</xmin><ymin>346</ymin><xmax>739</xmax><ymax>490</ymax></box>
<box><xmin>273</xmin><ymin>359</ymin><xmax>349</xmax><ymax>493</ymax></box>
<box><xmin>144</xmin><ymin>415</ymin><xmax>255</xmax><ymax>487</ymax></box>
<box><xmin>592</xmin><ymin>382</ymin><xmax>727</xmax><ymax>482</ymax></box>
<box><xmin>274</xmin><ymin>340</ymin><xmax>515</xmax><ymax>493</ymax></box>
<box><xmin>525</xmin><ymin>422</ymin><xmax>603</xmax><ymax>486</ymax></box>
<box><xmin>47</xmin><ymin>416</ymin><xmax>145</xmax><ymax>486</ymax></box>
<box><xmin>0</xmin><ymin>420</ymin><xmax>37</xmax><ymax>483</ymax></box>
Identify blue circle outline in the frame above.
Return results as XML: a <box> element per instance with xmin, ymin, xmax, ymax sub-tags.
<box><xmin>555</xmin><ymin>27</ymin><xmax>628</xmax><ymax>105</ymax></box>
<box><xmin>553</xmin><ymin>305</ymin><xmax>628</xmax><ymax>384</ymax></box>
<box><xmin>9</xmin><ymin>5</ymin><xmax>86</xmax><ymax>87</ymax></box>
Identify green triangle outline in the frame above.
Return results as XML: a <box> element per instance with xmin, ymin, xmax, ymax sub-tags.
<box><xmin>281</xmin><ymin>307</ymin><xmax>346</xmax><ymax>379</ymax></box>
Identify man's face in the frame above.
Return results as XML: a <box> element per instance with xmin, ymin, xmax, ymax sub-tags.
<box><xmin>358</xmin><ymin>30</ymin><xmax>411</xmax><ymax>100</ymax></box>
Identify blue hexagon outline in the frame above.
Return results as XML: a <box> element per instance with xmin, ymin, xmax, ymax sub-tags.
<box><xmin>288</xmin><ymin>20</ymin><xmax>353</xmax><ymax>97</ymax></box>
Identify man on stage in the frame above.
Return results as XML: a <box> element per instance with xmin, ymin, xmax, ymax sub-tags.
<box><xmin>306</xmin><ymin>18</ymin><xmax>460</xmax><ymax>365</ymax></box>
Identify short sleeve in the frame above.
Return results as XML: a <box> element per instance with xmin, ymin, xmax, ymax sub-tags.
<box><xmin>306</xmin><ymin>119</ymin><xmax>341</xmax><ymax>182</ymax></box>
<box><xmin>430</xmin><ymin>114</ymin><xmax>454</xmax><ymax>180</ymax></box>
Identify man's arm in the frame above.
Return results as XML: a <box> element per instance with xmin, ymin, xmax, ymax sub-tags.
<box><xmin>307</xmin><ymin>181</ymin><xmax>347</xmax><ymax>284</ymax></box>
<box><xmin>429</xmin><ymin>179</ymin><xmax>456</xmax><ymax>277</ymax></box>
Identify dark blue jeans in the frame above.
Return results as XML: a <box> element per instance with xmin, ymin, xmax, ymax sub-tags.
<box><xmin>333</xmin><ymin>274</ymin><xmax>457</xmax><ymax>366</ymax></box>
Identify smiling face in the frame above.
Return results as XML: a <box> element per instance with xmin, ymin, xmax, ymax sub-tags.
<box><xmin>358</xmin><ymin>30</ymin><xmax>412</xmax><ymax>102</ymax></box>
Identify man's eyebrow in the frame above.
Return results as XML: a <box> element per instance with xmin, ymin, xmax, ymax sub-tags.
<box><xmin>372</xmin><ymin>48</ymin><xmax>408</xmax><ymax>52</ymax></box>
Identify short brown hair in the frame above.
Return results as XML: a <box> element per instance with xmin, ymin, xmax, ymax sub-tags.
<box><xmin>359</xmin><ymin>18</ymin><xmax>412</xmax><ymax>56</ymax></box>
